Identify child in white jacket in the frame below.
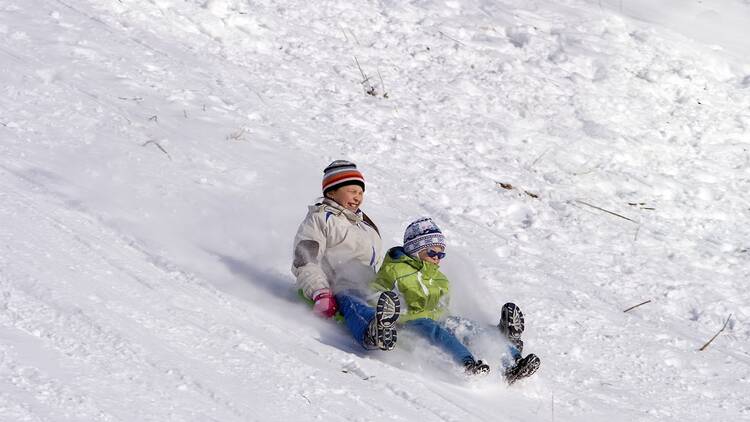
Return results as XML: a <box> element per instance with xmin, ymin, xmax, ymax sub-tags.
<box><xmin>291</xmin><ymin>160</ymin><xmax>400</xmax><ymax>350</ymax></box>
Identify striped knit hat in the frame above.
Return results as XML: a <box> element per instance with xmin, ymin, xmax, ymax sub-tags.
<box><xmin>322</xmin><ymin>160</ymin><xmax>365</xmax><ymax>194</ymax></box>
<box><xmin>403</xmin><ymin>217</ymin><xmax>446</xmax><ymax>256</ymax></box>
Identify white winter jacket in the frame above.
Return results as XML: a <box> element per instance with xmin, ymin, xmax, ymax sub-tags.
<box><xmin>292</xmin><ymin>199</ymin><xmax>383</xmax><ymax>299</ymax></box>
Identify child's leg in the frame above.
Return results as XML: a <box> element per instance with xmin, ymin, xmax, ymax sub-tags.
<box><xmin>405</xmin><ymin>318</ymin><xmax>475</xmax><ymax>365</ymax></box>
<box><xmin>444</xmin><ymin>315</ymin><xmax>522</xmax><ymax>366</ymax></box>
<box><xmin>335</xmin><ymin>292</ymin><xmax>375</xmax><ymax>348</ymax></box>
<box><xmin>443</xmin><ymin>315</ymin><xmax>482</xmax><ymax>345</ymax></box>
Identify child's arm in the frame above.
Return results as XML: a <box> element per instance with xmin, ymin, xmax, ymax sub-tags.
<box><xmin>291</xmin><ymin>212</ymin><xmax>330</xmax><ymax>300</ymax></box>
<box><xmin>370</xmin><ymin>266</ymin><xmax>396</xmax><ymax>292</ymax></box>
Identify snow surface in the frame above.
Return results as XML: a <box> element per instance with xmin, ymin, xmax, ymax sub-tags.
<box><xmin>1</xmin><ymin>0</ymin><xmax>749</xmax><ymax>420</ymax></box>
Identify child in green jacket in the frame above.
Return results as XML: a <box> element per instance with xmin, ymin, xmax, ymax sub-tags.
<box><xmin>372</xmin><ymin>217</ymin><xmax>540</xmax><ymax>382</ymax></box>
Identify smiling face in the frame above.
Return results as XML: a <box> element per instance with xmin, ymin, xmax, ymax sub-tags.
<box><xmin>326</xmin><ymin>185</ymin><xmax>364</xmax><ymax>212</ymax></box>
<box><xmin>417</xmin><ymin>245</ymin><xmax>445</xmax><ymax>265</ymax></box>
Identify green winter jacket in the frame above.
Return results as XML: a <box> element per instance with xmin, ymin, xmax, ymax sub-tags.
<box><xmin>371</xmin><ymin>247</ymin><xmax>450</xmax><ymax>323</ymax></box>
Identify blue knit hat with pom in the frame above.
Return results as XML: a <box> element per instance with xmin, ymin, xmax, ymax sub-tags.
<box><xmin>403</xmin><ymin>217</ymin><xmax>446</xmax><ymax>256</ymax></box>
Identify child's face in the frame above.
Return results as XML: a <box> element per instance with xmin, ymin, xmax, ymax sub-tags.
<box><xmin>326</xmin><ymin>185</ymin><xmax>364</xmax><ymax>212</ymax></box>
<box><xmin>417</xmin><ymin>245</ymin><xmax>445</xmax><ymax>265</ymax></box>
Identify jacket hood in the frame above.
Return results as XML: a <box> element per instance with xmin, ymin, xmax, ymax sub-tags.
<box><xmin>310</xmin><ymin>198</ymin><xmax>364</xmax><ymax>223</ymax></box>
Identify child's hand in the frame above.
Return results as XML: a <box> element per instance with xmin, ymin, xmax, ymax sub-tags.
<box><xmin>312</xmin><ymin>289</ymin><xmax>338</xmax><ymax>318</ymax></box>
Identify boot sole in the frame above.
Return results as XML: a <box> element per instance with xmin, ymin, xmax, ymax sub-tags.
<box><xmin>505</xmin><ymin>354</ymin><xmax>540</xmax><ymax>385</ymax></box>
<box><xmin>375</xmin><ymin>291</ymin><xmax>400</xmax><ymax>350</ymax></box>
<box><xmin>500</xmin><ymin>302</ymin><xmax>525</xmax><ymax>340</ymax></box>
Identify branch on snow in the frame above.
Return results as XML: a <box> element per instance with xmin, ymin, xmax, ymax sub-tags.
<box><xmin>496</xmin><ymin>181</ymin><xmax>539</xmax><ymax>199</ymax></box>
<box><xmin>698</xmin><ymin>313</ymin><xmax>733</xmax><ymax>352</ymax></box>
<box><xmin>623</xmin><ymin>300</ymin><xmax>652</xmax><ymax>313</ymax></box>
<box><xmin>574</xmin><ymin>200</ymin><xmax>637</xmax><ymax>224</ymax></box>
<box><xmin>141</xmin><ymin>140</ymin><xmax>172</xmax><ymax>160</ymax></box>
<box><xmin>354</xmin><ymin>56</ymin><xmax>388</xmax><ymax>98</ymax></box>
<box><xmin>299</xmin><ymin>393</ymin><xmax>311</xmax><ymax>405</ymax></box>
<box><xmin>437</xmin><ymin>30</ymin><xmax>466</xmax><ymax>46</ymax></box>
<box><xmin>627</xmin><ymin>202</ymin><xmax>655</xmax><ymax>211</ymax></box>
<box><xmin>377</xmin><ymin>67</ymin><xmax>389</xmax><ymax>99</ymax></box>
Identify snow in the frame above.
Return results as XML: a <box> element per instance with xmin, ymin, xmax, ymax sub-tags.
<box><xmin>1</xmin><ymin>0</ymin><xmax>749</xmax><ymax>421</ymax></box>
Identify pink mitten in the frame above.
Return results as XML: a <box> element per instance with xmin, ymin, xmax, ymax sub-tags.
<box><xmin>312</xmin><ymin>289</ymin><xmax>337</xmax><ymax>318</ymax></box>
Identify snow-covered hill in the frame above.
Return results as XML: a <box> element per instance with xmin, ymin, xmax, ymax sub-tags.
<box><xmin>1</xmin><ymin>0</ymin><xmax>749</xmax><ymax>420</ymax></box>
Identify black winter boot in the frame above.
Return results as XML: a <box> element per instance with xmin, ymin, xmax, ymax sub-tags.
<box><xmin>364</xmin><ymin>291</ymin><xmax>400</xmax><ymax>350</ymax></box>
<box><xmin>503</xmin><ymin>353</ymin><xmax>540</xmax><ymax>385</ymax></box>
<box><xmin>498</xmin><ymin>302</ymin><xmax>525</xmax><ymax>355</ymax></box>
<box><xmin>463</xmin><ymin>358</ymin><xmax>490</xmax><ymax>375</ymax></box>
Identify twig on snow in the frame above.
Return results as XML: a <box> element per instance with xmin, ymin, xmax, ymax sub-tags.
<box><xmin>350</xmin><ymin>29</ymin><xmax>360</xmax><ymax>45</ymax></box>
<box><xmin>377</xmin><ymin>67</ymin><xmax>388</xmax><ymax>98</ymax></box>
<box><xmin>623</xmin><ymin>299</ymin><xmax>652</xmax><ymax>313</ymax></box>
<box><xmin>496</xmin><ymin>181</ymin><xmax>539</xmax><ymax>199</ymax></box>
<box><xmin>338</xmin><ymin>24</ymin><xmax>349</xmax><ymax>43</ymax></box>
<box><xmin>575</xmin><ymin>200</ymin><xmax>637</xmax><ymax>223</ymax></box>
<box><xmin>628</xmin><ymin>202</ymin><xmax>655</xmax><ymax>210</ymax></box>
<box><xmin>141</xmin><ymin>140</ymin><xmax>172</xmax><ymax>160</ymax></box>
<box><xmin>530</xmin><ymin>147</ymin><xmax>552</xmax><ymax>168</ymax></box>
<box><xmin>699</xmin><ymin>314</ymin><xmax>733</xmax><ymax>351</ymax></box>
<box><xmin>438</xmin><ymin>30</ymin><xmax>465</xmax><ymax>46</ymax></box>
<box><xmin>299</xmin><ymin>393</ymin><xmax>311</xmax><ymax>405</ymax></box>
<box><xmin>354</xmin><ymin>56</ymin><xmax>376</xmax><ymax>96</ymax></box>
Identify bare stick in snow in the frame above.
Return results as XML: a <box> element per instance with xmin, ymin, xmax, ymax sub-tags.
<box><xmin>338</xmin><ymin>24</ymin><xmax>349</xmax><ymax>42</ymax></box>
<box><xmin>377</xmin><ymin>67</ymin><xmax>388</xmax><ymax>98</ymax></box>
<box><xmin>699</xmin><ymin>314</ymin><xmax>733</xmax><ymax>351</ymax></box>
<box><xmin>141</xmin><ymin>140</ymin><xmax>172</xmax><ymax>160</ymax></box>
<box><xmin>299</xmin><ymin>393</ymin><xmax>311</xmax><ymax>405</ymax></box>
<box><xmin>623</xmin><ymin>299</ymin><xmax>652</xmax><ymax>313</ymax></box>
<box><xmin>628</xmin><ymin>202</ymin><xmax>655</xmax><ymax>210</ymax></box>
<box><xmin>530</xmin><ymin>147</ymin><xmax>552</xmax><ymax>168</ymax></box>
<box><xmin>575</xmin><ymin>200</ymin><xmax>637</xmax><ymax>223</ymax></box>
<box><xmin>354</xmin><ymin>56</ymin><xmax>376</xmax><ymax>96</ymax></box>
<box><xmin>496</xmin><ymin>181</ymin><xmax>539</xmax><ymax>199</ymax></box>
<box><xmin>438</xmin><ymin>30</ymin><xmax>465</xmax><ymax>46</ymax></box>
<box><xmin>354</xmin><ymin>56</ymin><xmax>367</xmax><ymax>82</ymax></box>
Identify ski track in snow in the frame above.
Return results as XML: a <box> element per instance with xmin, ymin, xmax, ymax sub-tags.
<box><xmin>1</xmin><ymin>0</ymin><xmax>749</xmax><ymax>420</ymax></box>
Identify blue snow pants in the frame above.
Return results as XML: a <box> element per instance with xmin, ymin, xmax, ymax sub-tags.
<box><xmin>410</xmin><ymin>316</ymin><xmax>523</xmax><ymax>367</ymax></box>
<box><xmin>405</xmin><ymin>318</ymin><xmax>475</xmax><ymax>365</ymax></box>
<box><xmin>335</xmin><ymin>292</ymin><xmax>375</xmax><ymax>348</ymax></box>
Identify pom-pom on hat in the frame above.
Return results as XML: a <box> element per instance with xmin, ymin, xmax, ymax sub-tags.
<box><xmin>322</xmin><ymin>160</ymin><xmax>365</xmax><ymax>194</ymax></box>
<box><xmin>403</xmin><ymin>217</ymin><xmax>446</xmax><ymax>256</ymax></box>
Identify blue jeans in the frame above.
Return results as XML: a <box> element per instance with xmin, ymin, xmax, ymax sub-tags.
<box><xmin>405</xmin><ymin>318</ymin><xmax>475</xmax><ymax>365</ymax></box>
<box><xmin>335</xmin><ymin>293</ymin><xmax>375</xmax><ymax>348</ymax></box>
<box><xmin>412</xmin><ymin>316</ymin><xmax>523</xmax><ymax>367</ymax></box>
